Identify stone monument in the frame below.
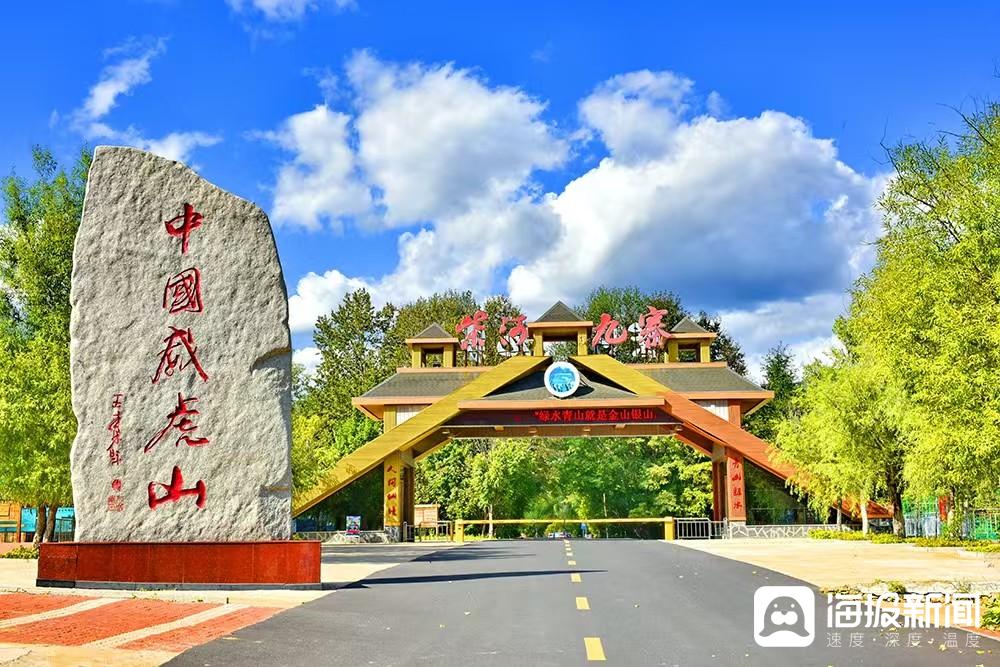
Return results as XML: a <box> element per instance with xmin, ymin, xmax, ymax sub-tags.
<box><xmin>38</xmin><ymin>147</ymin><xmax>318</xmax><ymax>588</ymax></box>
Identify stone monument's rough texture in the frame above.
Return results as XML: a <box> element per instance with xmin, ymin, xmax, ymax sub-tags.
<box><xmin>70</xmin><ymin>146</ymin><xmax>292</xmax><ymax>542</ymax></box>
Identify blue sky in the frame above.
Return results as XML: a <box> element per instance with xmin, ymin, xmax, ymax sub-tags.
<box><xmin>3</xmin><ymin>1</ymin><xmax>999</xmax><ymax>378</ymax></box>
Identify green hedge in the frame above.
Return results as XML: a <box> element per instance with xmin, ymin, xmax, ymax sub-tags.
<box><xmin>808</xmin><ymin>530</ymin><xmax>998</xmax><ymax>549</ymax></box>
<box><xmin>808</xmin><ymin>529</ymin><xmax>868</xmax><ymax>540</ymax></box>
<box><xmin>0</xmin><ymin>545</ymin><xmax>39</xmax><ymax>559</ymax></box>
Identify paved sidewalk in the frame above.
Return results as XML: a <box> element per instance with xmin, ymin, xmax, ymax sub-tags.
<box><xmin>671</xmin><ymin>538</ymin><xmax>1000</xmax><ymax>592</ymax></box>
<box><xmin>0</xmin><ymin>541</ymin><xmax>454</xmax><ymax>666</ymax></box>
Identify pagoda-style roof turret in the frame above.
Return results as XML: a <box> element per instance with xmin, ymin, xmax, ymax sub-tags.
<box><xmin>666</xmin><ymin>316</ymin><xmax>716</xmax><ymax>363</ymax></box>
<box><xmin>671</xmin><ymin>316</ymin><xmax>712</xmax><ymax>335</ymax></box>
<box><xmin>527</xmin><ymin>301</ymin><xmax>594</xmax><ymax>356</ymax></box>
<box><xmin>530</xmin><ymin>301</ymin><xmax>589</xmax><ymax>325</ymax></box>
<box><xmin>405</xmin><ymin>323</ymin><xmax>458</xmax><ymax>345</ymax></box>
<box><xmin>405</xmin><ymin>322</ymin><xmax>459</xmax><ymax>368</ymax></box>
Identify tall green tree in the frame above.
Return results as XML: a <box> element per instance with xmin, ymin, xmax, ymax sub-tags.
<box><xmin>843</xmin><ymin>104</ymin><xmax>1000</xmax><ymax>523</ymax></box>
<box><xmin>468</xmin><ymin>438</ymin><xmax>543</xmax><ymax>536</ymax></box>
<box><xmin>385</xmin><ymin>290</ymin><xmax>478</xmax><ymax>366</ymax></box>
<box><xmin>744</xmin><ymin>344</ymin><xmax>798</xmax><ymax>441</ymax></box>
<box><xmin>0</xmin><ymin>147</ymin><xmax>89</xmax><ymax>541</ymax></box>
<box><xmin>309</xmin><ymin>288</ymin><xmax>396</xmax><ymax>421</ymax></box>
<box><xmin>774</xmin><ymin>353</ymin><xmax>908</xmax><ymax>535</ymax></box>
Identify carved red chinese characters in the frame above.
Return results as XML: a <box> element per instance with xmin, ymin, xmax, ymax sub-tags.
<box><xmin>107</xmin><ymin>393</ymin><xmax>124</xmax><ymax>466</ymax></box>
<box><xmin>152</xmin><ymin>326</ymin><xmax>209</xmax><ymax>384</ymax></box>
<box><xmin>107</xmin><ymin>478</ymin><xmax>124</xmax><ymax>512</ymax></box>
<box><xmin>163</xmin><ymin>267</ymin><xmax>203</xmax><ymax>314</ymax></box>
<box><xmin>143</xmin><ymin>392</ymin><xmax>210</xmax><ymax>453</ymax></box>
<box><xmin>164</xmin><ymin>203</ymin><xmax>204</xmax><ymax>255</ymax></box>
<box><xmin>148</xmin><ymin>466</ymin><xmax>207</xmax><ymax>510</ymax></box>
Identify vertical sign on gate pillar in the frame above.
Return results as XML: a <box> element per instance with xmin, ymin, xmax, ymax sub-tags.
<box><xmin>383</xmin><ymin>452</ymin><xmax>403</xmax><ymax>529</ymax></box>
<box><xmin>726</xmin><ymin>449</ymin><xmax>747</xmax><ymax>522</ymax></box>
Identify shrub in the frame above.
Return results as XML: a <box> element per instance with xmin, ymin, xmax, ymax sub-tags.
<box><xmin>907</xmin><ymin>536</ymin><xmax>974</xmax><ymax>548</ymax></box>
<box><xmin>870</xmin><ymin>534</ymin><xmax>904</xmax><ymax>544</ymax></box>
<box><xmin>813</xmin><ymin>529</ymin><xmax>868</xmax><ymax>541</ymax></box>
<box><xmin>0</xmin><ymin>546</ymin><xmax>39</xmax><ymax>559</ymax></box>
<box><xmin>983</xmin><ymin>596</ymin><xmax>1000</xmax><ymax>630</ymax></box>
<box><xmin>809</xmin><ymin>529</ymin><xmax>867</xmax><ymax>540</ymax></box>
<box><xmin>885</xmin><ymin>580</ymin><xmax>907</xmax><ymax>595</ymax></box>
<box><xmin>808</xmin><ymin>529</ymin><xmax>838</xmax><ymax>539</ymax></box>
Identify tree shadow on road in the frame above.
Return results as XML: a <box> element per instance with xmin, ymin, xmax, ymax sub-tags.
<box><xmin>342</xmin><ymin>569</ymin><xmax>605</xmax><ymax>588</ymax></box>
<box><xmin>414</xmin><ymin>547</ymin><xmax>536</xmax><ymax>562</ymax></box>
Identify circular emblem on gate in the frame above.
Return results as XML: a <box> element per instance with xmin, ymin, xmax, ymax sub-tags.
<box><xmin>544</xmin><ymin>362</ymin><xmax>581</xmax><ymax>399</ymax></box>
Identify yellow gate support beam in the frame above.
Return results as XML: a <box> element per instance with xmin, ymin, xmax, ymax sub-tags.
<box><xmin>293</xmin><ymin>355</ymin><xmax>549</xmax><ymax>516</ymax></box>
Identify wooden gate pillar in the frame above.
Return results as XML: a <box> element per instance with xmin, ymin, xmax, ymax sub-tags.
<box><xmin>383</xmin><ymin>452</ymin><xmax>403</xmax><ymax>541</ymax></box>
<box><xmin>710</xmin><ymin>445</ymin><xmax>726</xmax><ymax>521</ymax></box>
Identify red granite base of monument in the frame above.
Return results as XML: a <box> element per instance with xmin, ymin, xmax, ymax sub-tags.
<box><xmin>37</xmin><ymin>541</ymin><xmax>322</xmax><ymax>590</ymax></box>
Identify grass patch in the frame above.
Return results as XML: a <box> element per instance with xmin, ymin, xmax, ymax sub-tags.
<box><xmin>984</xmin><ymin>595</ymin><xmax>1000</xmax><ymax>630</ymax></box>
<box><xmin>808</xmin><ymin>530</ymin><xmax>1000</xmax><ymax>551</ymax></box>
<box><xmin>0</xmin><ymin>545</ymin><xmax>38</xmax><ymax>559</ymax></box>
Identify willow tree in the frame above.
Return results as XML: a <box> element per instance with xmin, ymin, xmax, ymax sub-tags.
<box><xmin>774</xmin><ymin>354</ymin><xmax>908</xmax><ymax>535</ymax></box>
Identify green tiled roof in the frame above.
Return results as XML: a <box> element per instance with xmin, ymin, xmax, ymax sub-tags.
<box><xmin>637</xmin><ymin>366</ymin><xmax>764</xmax><ymax>392</ymax></box>
<box><xmin>411</xmin><ymin>323</ymin><xmax>453</xmax><ymax>339</ymax></box>
<box><xmin>361</xmin><ymin>371</ymin><xmax>483</xmax><ymax>398</ymax></box>
<box><xmin>670</xmin><ymin>316</ymin><xmax>711</xmax><ymax>334</ymax></box>
<box><xmin>533</xmin><ymin>301</ymin><xmax>585</xmax><ymax>323</ymax></box>
<box><xmin>360</xmin><ymin>363</ymin><xmax>765</xmax><ymax>399</ymax></box>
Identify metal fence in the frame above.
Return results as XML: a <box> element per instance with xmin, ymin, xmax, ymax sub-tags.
<box><xmin>675</xmin><ymin>517</ymin><xmax>727</xmax><ymax>539</ymax></box>
<box><xmin>902</xmin><ymin>500</ymin><xmax>1000</xmax><ymax>539</ymax></box>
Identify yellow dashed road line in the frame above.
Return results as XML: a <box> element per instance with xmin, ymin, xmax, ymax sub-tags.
<box><xmin>584</xmin><ymin>637</ymin><xmax>606</xmax><ymax>661</ymax></box>
<box><xmin>576</xmin><ymin>596</ymin><xmax>590</xmax><ymax>611</ymax></box>
<box><xmin>567</xmin><ymin>560</ymin><xmax>576</xmax><ymax>566</ymax></box>
<box><xmin>570</xmin><ymin>573</ymin><xmax>582</xmax><ymax>583</ymax></box>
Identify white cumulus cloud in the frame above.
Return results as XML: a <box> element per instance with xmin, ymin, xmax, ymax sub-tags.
<box><xmin>288</xmin><ymin>268</ymin><xmax>372</xmax><ymax>333</ymax></box>
<box><xmin>348</xmin><ymin>51</ymin><xmax>568</xmax><ymax>226</ymax></box>
<box><xmin>292</xmin><ymin>346</ymin><xmax>322</xmax><ymax>374</ymax></box>
<box><xmin>719</xmin><ymin>293</ymin><xmax>851</xmax><ymax>380</ymax></box>
<box><xmin>68</xmin><ymin>38</ymin><xmax>221</xmax><ymax>164</ymax></box>
<box><xmin>258</xmin><ymin>105</ymin><xmax>371</xmax><ymax>231</ymax></box>
<box><xmin>579</xmin><ymin>69</ymin><xmax>694</xmax><ymax>162</ymax></box>
<box><xmin>276</xmin><ymin>64</ymin><xmax>886</xmax><ymax>373</ymax></box>
<box><xmin>508</xmin><ymin>108</ymin><xmax>884</xmax><ymax>317</ymax></box>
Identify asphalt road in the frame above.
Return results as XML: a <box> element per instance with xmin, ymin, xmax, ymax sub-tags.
<box><xmin>171</xmin><ymin>540</ymin><xmax>998</xmax><ymax>666</ymax></box>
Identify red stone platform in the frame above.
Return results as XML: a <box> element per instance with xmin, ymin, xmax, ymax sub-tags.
<box><xmin>37</xmin><ymin>541</ymin><xmax>321</xmax><ymax>589</ymax></box>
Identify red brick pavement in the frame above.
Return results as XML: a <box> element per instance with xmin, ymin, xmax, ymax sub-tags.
<box><xmin>0</xmin><ymin>598</ymin><xmax>215</xmax><ymax>646</ymax></box>
<box><xmin>0</xmin><ymin>593</ymin><xmax>94</xmax><ymax>621</ymax></box>
<box><xmin>119</xmin><ymin>606</ymin><xmax>281</xmax><ymax>652</ymax></box>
